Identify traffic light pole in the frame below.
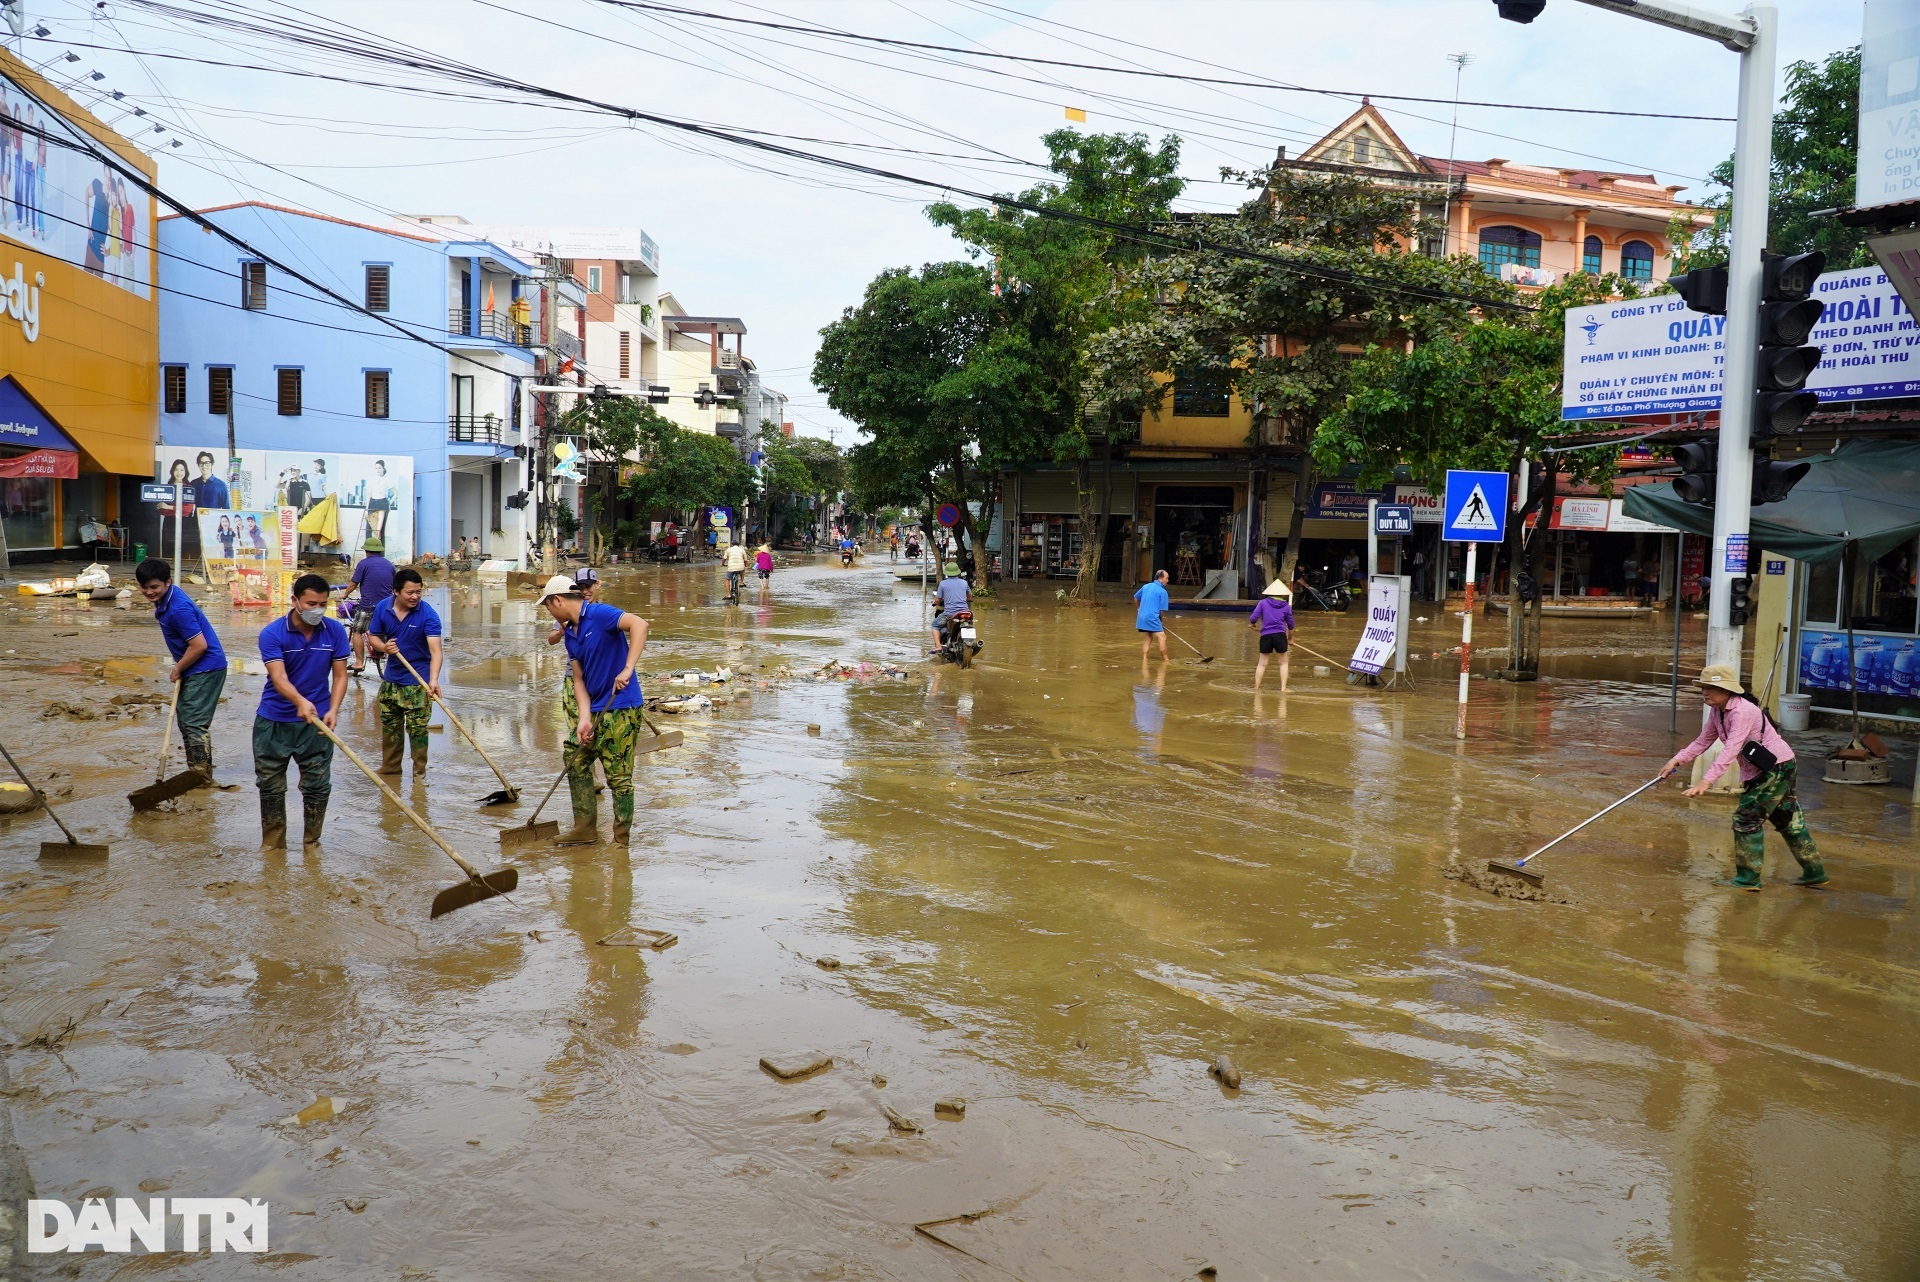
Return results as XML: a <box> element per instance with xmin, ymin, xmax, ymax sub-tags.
<box><xmin>1706</xmin><ymin>2</ymin><xmax>1777</xmax><ymax>671</ymax></box>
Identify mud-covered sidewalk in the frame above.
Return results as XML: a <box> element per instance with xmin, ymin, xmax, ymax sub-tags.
<box><xmin>2</xmin><ymin>557</ymin><xmax>1917</xmax><ymax>1279</ymax></box>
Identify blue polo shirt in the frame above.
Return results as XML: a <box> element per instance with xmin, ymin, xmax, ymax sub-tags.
<box><xmin>256</xmin><ymin>614</ymin><xmax>350</xmax><ymax>722</ymax></box>
<box><xmin>154</xmin><ymin>584</ymin><xmax>226</xmax><ymax>676</ymax></box>
<box><xmin>1133</xmin><ymin>579</ymin><xmax>1170</xmax><ymax>632</ymax></box>
<box><xmin>562</xmin><ymin>600</ymin><xmax>643</xmax><ymax>714</ymax></box>
<box><xmin>351</xmin><ymin>554</ymin><xmax>396</xmax><ymax>609</ymax></box>
<box><xmin>369</xmin><ymin>597</ymin><xmax>441</xmax><ymax>686</ymax></box>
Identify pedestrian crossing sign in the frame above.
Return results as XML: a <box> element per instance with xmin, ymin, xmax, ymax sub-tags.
<box><xmin>1442</xmin><ymin>469</ymin><xmax>1509</xmax><ymax>543</ymax></box>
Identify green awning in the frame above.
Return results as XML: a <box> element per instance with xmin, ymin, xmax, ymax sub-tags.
<box><xmin>1620</xmin><ymin>438</ymin><xmax>1920</xmax><ymax>565</ymax></box>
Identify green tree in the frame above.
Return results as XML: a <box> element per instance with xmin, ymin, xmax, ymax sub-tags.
<box><xmin>1673</xmin><ymin>46</ymin><xmax>1867</xmax><ymax>271</ymax></box>
<box><xmin>560</xmin><ymin>392</ymin><xmax>651</xmax><ymax>560</ymax></box>
<box><xmin>758</xmin><ymin>430</ymin><xmax>844</xmax><ymax>543</ymax></box>
<box><xmin>930</xmin><ymin>129</ymin><xmax>1184</xmax><ymax>597</ymax></box>
<box><xmin>814</xmin><ymin>262</ymin><xmax>1055</xmax><ymax>584</ymax></box>
<box><xmin>1086</xmin><ymin>163</ymin><xmax>1499</xmax><ymax>585</ymax></box>
<box><xmin>620</xmin><ymin>413</ymin><xmax>756</xmax><ymax>519</ymax></box>
<box><xmin>1320</xmin><ymin>274</ymin><xmax>1640</xmax><ymax>676</ymax></box>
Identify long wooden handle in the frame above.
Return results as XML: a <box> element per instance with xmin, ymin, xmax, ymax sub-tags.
<box><xmin>387</xmin><ymin>647</ymin><xmax>515</xmax><ymax>793</ymax></box>
<box><xmin>524</xmin><ymin>768</ymin><xmax>568</xmax><ymax>827</ymax></box>
<box><xmin>304</xmin><ymin>714</ymin><xmax>483</xmax><ymax>879</ymax></box>
<box><xmin>155</xmin><ymin>676</ymin><xmax>183</xmax><ymax>783</ymax></box>
<box><xmin>0</xmin><ymin>736</ymin><xmax>81</xmax><ymax>845</ymax></box>
<box><xmin>1290</xmin><ymin>640</ymin><xmax>1346</xmax><ymax>670</ymax></box>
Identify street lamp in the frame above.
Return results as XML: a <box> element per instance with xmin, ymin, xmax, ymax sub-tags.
<box><xmin>1497</xmin><ymin>0</ymin><xmax>1770</xmax><ymax>675</ymax></box>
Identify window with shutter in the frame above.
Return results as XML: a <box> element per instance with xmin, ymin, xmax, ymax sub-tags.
<box><xmin>277</xmin><ymin>368</ymin><xmax>302</xmax><ymax>416</ymax></box>
<box><xmin>162</xmin><ymin>365</ymin><xmax>186</xmax><ymax>414</ymax></box>
<box><xmin>241</xmin><ymin>261</ymin><xmax>267</xmax><ymax>309</ymax></box>
<box><xmin>208</xmin><ymin>367</ymin><xmax>233</xmax><ymax>416</ymax></box>
<box><xmin>619</xmin><ymin>331</ymin><xmax>631</xmax><ymax>379</ymax></box>
<box><xmin>365</xmin><ymin>371</ymin><xmax>390</xmax><ymax>419</ymax></box>
<box><xmin>365</xmin><ymin>264</ymin><xmax>391</xmax><ymax>312</ymax></box>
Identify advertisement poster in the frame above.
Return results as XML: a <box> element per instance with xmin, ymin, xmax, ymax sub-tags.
<box><xmin>1563</xmin><ymin>266</ymin><xmax>1920</xmax><ymax>419</ymax></box>
<box><xmin>1349</xmin><ymin>579</ymin><xmax>1401</xmax><ymax>676</ymax></box>
<box><xmin>1800</xmin><ymin>630</ymin><xmax>1918</xmax><ymax>695</ymax></box>
<box><xmin>157</xmin><ymin>447</ymin><xmax>412</xmax><ymax>562</ymax></box>
<box><xmin>1857</xmin><ymin>0</ymin><xmax>1920</xmax><ymax>210</ymax></box>
<box><xmin>0</xmin><ymin>72</ymin><xmax>153</xmax><ymax>299</ymax></box>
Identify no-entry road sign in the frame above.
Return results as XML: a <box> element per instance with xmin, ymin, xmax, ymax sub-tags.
<box><xmin>1442</xmin><ymin>470</ymin><xmax>1509</xmax><ymax>543</ymax></box>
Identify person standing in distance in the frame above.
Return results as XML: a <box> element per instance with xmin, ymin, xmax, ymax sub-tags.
<box><xmin>366</xmin><ymin>567</ymin><xmax>442</xmax><ymax>779</ymax></box>
<box><xmin>1134</xmin><ymin>569</ymin><xmax>1171</xmax><ymax>661</ymax></box>
<box><xmin>136</xmin><ymin>557</ymin><xmax>227</xmax><ymax>780</ymax></box>
<box><xmin>538</xmin><ymin>575</ymin><xmax>648</xmax><ymax>846</ymax></box>
<box><xmin>347</xmin><ymin>536</ymin><xmax>394</xmax><ymax>676</ymax></box>
<box><xmin>254</xmin><ymin>574</ymin><xmax>349</xmax><ymax>851</ymax></box>
<box><xmin>1248</xmin><ymin>578</ymin><xmax>1294</xmax><ymax>692</ymax></box>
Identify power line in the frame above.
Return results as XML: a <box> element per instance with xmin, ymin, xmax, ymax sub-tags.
<box><xmin>585</xmin><ymin>0</ymin><xmax>1736</xmax><ymax>122</ymax></box>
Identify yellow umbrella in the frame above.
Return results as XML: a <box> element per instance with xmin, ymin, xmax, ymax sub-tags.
<box><xmin>296</xmin><ymin>493</ymin><xmax>341</xmax><ymax>544</ymax></box>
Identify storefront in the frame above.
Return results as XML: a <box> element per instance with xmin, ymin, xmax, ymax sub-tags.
<box><xmin>0</xmin><ymin>49</ymin><xmax>159</xmax><ymax>559</ymax></box>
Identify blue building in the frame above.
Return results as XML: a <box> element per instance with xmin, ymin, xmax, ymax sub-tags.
<box><xmin>157</xmin><ymin>202</ymin><xmax>537</xmax><ymax>559</ymax></box>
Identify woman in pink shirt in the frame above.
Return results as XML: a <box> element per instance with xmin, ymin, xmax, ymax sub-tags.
<box><xmin>1661</xmin><ymin>663</ymin><xmax>1825</xmax><ymax>891</ymax></box>
<box><xmin>755</xmin><ymin>544</ymin><xmax>774</xmax><ymax>583</ymax></box>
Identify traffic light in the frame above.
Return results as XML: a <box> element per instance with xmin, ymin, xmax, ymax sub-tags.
<box><xmin>1753</xmin><ymin>250</ymin><xmax>1825</xmax><ymax>447</ymax></box>
<box><xmin>1671</xmin><ymin>264</ymin><xmax>1728</xmax><ymax>314</ymax></box>
<box><xmin>1752</xmin><ymin>458</ymin><xmax>1811</xmax><ymax>505</ymax></box>
<box><xmin>1673</xmin><ymin>439</ymin><xmax>1717</xmax><ymax>506</ymax></box>
<box><xmin>647</xmin><ymin>384</ymin><xmax>670</xmax><ymax>404</ymax></box>
<box><xmin>1727</xmin><ymin>575</ymin><xmax>1753</xmax><ymax>626</ymax></box>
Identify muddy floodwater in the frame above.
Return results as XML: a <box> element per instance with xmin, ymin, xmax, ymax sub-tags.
<box><xmin>2</xmin><ymin>557</ymin><xmax>1918</xmax><ymax>1279</ymax></box>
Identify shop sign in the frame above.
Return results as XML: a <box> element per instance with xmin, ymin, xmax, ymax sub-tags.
<box><xmin>1349</xmin><ymin>579</ymin><xmax>1402</xmax><ymax>676</ymax></box>
<box><xmin>1</xmin><ymin>263</ymin><xmax>41</xmax><ymax>342</ymax></box>
<box><xmin>1552</xmin><ymin>497</ymin><xmax>1610</xmax><ymax>531</ymax></box>
<box><xmin>1605</xmin><ymin>499</ymin><xmax>1677</xmax><ymax>534</ymax></box>
<box><xmin>1308</xmin><ymin>481</ymin><xmax>1387</xmax><ymax>520</ymax></box>
<box><xmin>0</xmin><ymin>447</ymin><xmax>75</xmax><ymax>479</ymax></box>
<box><xmin>1391</xmin><ymin>485</ymin><xmax>1444</xmax><ymax>524</ymax></box>
<box><xmin>1800</xmin><ymin>628</ymin><xmax>1918</xmax><ymax>695</ymax></box>
<box><xmin>0</xmin><ymin>376</ymin><xmax>80</xmax><ymax>451</ymax></box>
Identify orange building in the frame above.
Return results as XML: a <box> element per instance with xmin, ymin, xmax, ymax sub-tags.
<box><xmin>0</xmin><ymin>47</ymin><xmax>158</xmax><ymax>557</ymax></box>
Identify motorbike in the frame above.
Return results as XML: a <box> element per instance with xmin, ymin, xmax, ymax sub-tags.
<box><xmin>841</xmin><ymin>547</ymin><xmax>856</xmax><ymax>568</ymax></box>
<box><xmin>938</xmin><ymin>609</ymin><xmax>982</xmax><ymax>668</ymax></box>
<box><xmin>1290</xmin><ymin>565</ymin><xmax>1351</xmax><ymax>612</ymax></box>
<box><xmin>646</xmin><ymin>541</ymin><xmax>682</xmax><ymax>563</ymax></box>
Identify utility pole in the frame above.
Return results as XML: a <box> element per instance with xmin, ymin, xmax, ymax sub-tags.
<box><xmin>1440</xmin><ymin>52</ymin><xmax>1472</xmax><ymax>256</ymax></box>
<box><xmin>1500</xmin><ymin>0</ymin><xmax>1767</xmax><ymax>674</ymax></box>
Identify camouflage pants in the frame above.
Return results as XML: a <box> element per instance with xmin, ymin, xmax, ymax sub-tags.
<box><xmin>378</xmin><ymin>680</ymin><xmax>432</xmax><ymax>759</ymax></box>
<box><xmin>560</xmin><ymin>672</ymin><xmax>578</xmax><ymax>722</ymax></box>
<box><xmin>565</xmin><ymin>704</ymin><xmax>643</xmax><ymax>827</ymax></box>
<box><xmin>1731</xmin><ymin>761</ymin><xmax>1821</xmax><ymax>883</ymax></box>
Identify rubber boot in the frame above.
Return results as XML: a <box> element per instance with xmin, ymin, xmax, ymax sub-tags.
<box><xmin>411</xmin><ymin>746</ymin><xmax>428</xmax><ymax>778</ymax></box>
<box><xmin>185</xmin><ymin>740</ymin><xmax>214</xmax><ymax>782</ymax></box>
<box><xmin>259</xmin><ymin>794</ymin><xmax>287</xmax><ymax>851</ymax></box>
<box><xmin>555</xmin><ymin>771</ymin><xmax>599</xmax><ymax>846</ymax></box>
<box><xmin>379</xmin><ymin>729</ymin><xmax>404</xmax><ymax>776</ymax></box>
<box><xmin>302</xmin><ymin>798</ymin><xmax>326</xmax><ymax>850</ymax></box>
<box><xmin>612</xmin><ymin>789</ymin><xmax>634</xmax><ymax>844</ymax></box>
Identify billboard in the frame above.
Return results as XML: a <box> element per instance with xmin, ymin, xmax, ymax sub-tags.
<box><xmin>1800</xmin><ymin>629</ymin><xmax>1918</xmax><ymax>696</ymax></box>
<box><xmin>1563</xmin><ymin>266</ymin><xmax>1920</xmax><ymax>418</ymax></box>
<box><xmin>1857</xmin><ymin>0</ymin><xmax>1920</xmax><ymax>211</ymax></box>
<box><xmin>156</xmin><ymin>447</ymin><xmax>413</xmax><ymax>562</ymax></box>
<box><xmin>0</xmin><ymin>72</ymin><xmax>152</xmax><ymax>298</ymax></box>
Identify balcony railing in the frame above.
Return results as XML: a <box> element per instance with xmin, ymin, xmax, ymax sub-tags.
<box><xmin>448</xmin><ymin>308</ymin><xmax>532</xmax><ymax>347</ymax></box>
<box><xmin>550</xmin><ymin>329</ymin><xmax>583</xmax><ymax>361</ymax></box>
<box><xmin>449</xmin><ymin>414</ymin><xmax>509</xmax><ymax>444</ymax></box>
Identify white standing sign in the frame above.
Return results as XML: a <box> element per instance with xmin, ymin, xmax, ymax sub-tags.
<box><xmin>1349</xmin><ymin>579</ymin><xmax>1401</xmax><ymax>677</ymax></box>
<box><xmin>1858</xmin><ymin>0</ymin><xmax>1920</xmax><ymax>211</ymax></box>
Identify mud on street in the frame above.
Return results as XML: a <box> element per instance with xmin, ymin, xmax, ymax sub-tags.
<box><xmin>2</xmin><ymin>556</ymin><xmax>1918</xmax><ymax>1279</ymax></box>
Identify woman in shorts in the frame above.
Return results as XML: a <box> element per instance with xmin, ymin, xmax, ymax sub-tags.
<box><xmin>1248</xmin><ymin>578</ymin><xmax>1294</xmax><ymax>692</ymax></box>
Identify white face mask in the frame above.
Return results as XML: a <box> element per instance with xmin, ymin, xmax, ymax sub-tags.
<box><xmin>297</xmin><ymin>607</ymin><xmax>328</xmax><ymax>626</ymax></box>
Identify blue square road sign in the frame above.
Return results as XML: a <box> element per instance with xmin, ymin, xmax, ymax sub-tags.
<box><xmin>1373</xmin><ymin>504</ymin><xmax>1414</xmax><ymax>536</ymax></box>
<box><xmin>1442</xmin><ymin>470</ymin><xmax>1509</xmax><ymax>543</ymax></box>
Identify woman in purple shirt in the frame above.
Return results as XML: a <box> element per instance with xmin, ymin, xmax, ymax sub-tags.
<box><xmin>1662</xmin><ymin>663</ymin><xmax>1825</xmax><ymax>891</ymax></box>
<box><xmin>1248</xmin><ymin>579</ymin><xmax>1295</xmax><ymax>692</ymax></box>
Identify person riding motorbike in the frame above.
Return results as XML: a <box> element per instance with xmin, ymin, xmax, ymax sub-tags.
<box><xmin>840</xmin><ymin>534</ymin><xmax>858</xmax><ymax>567</ymax></box>
<box><xmin>930</xmin><ymin>562</ymin><xmax>971</xmax><ymax>654</ymax></box>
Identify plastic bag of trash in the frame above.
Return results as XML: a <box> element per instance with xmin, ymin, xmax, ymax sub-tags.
<box><xmin>74</xmin><ymin>564</ymin><xmax>112</xmax><ymax>592</ymax></box>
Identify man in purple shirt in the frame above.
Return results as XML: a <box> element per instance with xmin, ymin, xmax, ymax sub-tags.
<box><xmin>1248</xmin><ymin>578</ymin><xmax>1294</xmax><ymax>692</ymax></box>
<box><xmin>346</xmin><ymin>537</ymin><xmax>395</xmax><ymax>676</ymax></box>
<box><xmin>254</xmin><ymin>573</ymin><xmax>350</xmax><ymax>851</ymax></box>
<box><xmin>1662</xmin><ymin>663</ymin><xmax>1825</xmax><ymax>891</ymax></box>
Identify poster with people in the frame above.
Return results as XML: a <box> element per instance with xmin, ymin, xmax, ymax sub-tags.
<box><xmin>0</xmin><ymin>72</ymin><xmax>152</xmax><ymax>298</ymax></box>
<box><xmin>195</xmin><ymin>508</ymin><xmax>286</xmax><ymax>605</ymax></box>
<box><xmin>156</xmin><ymin>447</ymin><xmax>413</xmax><ymax>563</ymax></box>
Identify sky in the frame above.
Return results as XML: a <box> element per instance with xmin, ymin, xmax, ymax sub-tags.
<box><xmin>19</xmin><ymin>0</ymin><xmax>1867</xmax><ymax>441</ymax></box>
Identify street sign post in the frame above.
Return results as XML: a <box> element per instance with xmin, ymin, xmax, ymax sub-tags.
<box><xmin>1374</xmin><ymin>504</ymin><xmax>1414</xmax><ymax>536</ymax></box>
<box><xmin>935</xmin><ymin>503</ymin><xmax>961</xmax><ymax>529</ymax></box>
<box><xmin>1443</xmin><ymin>470</ymin><xmax>1511</xmax><ymax>740</ymax></box>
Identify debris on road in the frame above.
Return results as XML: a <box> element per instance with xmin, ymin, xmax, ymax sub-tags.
<box><xmin>883</xmin><ymin>1105</ymin><xmax>921</xmax><ymax>1134</ymax></box>
<box><xmin>935</xmin><ymin>1097</ymin><xmax>966</xmax><ymax>1119</ymax></box>
<box><xmin>760</xmin><ymin>1052</ymin><xmax>833</xmax><ymax>1081</ymax></box>
<box><xmin>1209</xmin><ymin>1055</ymin><xmax>1241</xmax><ymax>1090</ymax></box>
<box><xmin>597</xmin><ymin>926</ymin><xmax>679</xmax><ymax>949</ymax></box>
<box><xmin>816</xmin><ymin>956</ymin><xmax>841</xmax><ymax>970</ymax></box>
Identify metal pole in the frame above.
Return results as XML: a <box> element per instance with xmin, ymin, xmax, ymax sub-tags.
<box><xmin>1670</xmin><ymin>532</ymin><xmax>1685</xmax><ymax>733</ymax></box>
<box><xmin>173</xmin><ymin>478</ymin><xmax>184</xmax><ymax>573</ymax></box>
<box><xmin>1456</xmin><ymin>541</ymin><xmax>1476</xmax><ymax>740</ymax></box>
<box><xmin>1366</xmin><ymin>497</ymin><xmax>1379</xmax><ymax>591</ymax></box>
<box><xmin>1705</xmin><ymin>3</ymin><xmax>1777</xmax><ymax>675</ymax></box>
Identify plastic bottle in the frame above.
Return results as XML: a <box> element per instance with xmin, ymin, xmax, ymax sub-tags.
<box><xmin>1854</xmin><ymin>638</ymin><xmax>1882</xmax><ymax>693</ymax></box>
<box><xmin>1809</xmin><ymin>636</ymin><xmax>1846</xmax><ymax>689</ymax></box>
<box><xmin>1892</xmin><ymin>642</ymin><xmax>1918</xmax><ymax>697</ymax></box>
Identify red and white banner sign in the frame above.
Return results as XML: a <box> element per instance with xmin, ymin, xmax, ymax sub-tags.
<box><xmin>0</xmin><ymin>448</ymin><xmax>78</xmax><ymax>480</ymax></box>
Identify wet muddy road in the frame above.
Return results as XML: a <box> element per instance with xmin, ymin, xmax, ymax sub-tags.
<box><xmin>3</xmin><ymin>558</ymin><xmax>1918</xmax><ymax>1279</ymax></box>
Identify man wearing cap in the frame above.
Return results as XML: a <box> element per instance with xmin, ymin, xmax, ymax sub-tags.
<box><xmin>930</xmin><ymin>561</ymin><xmax>970</xmax><ymax>653</ymax></box>
<box><xmin>538</xmin><ymin>574</ymin><xmax>649</xmax><ymax>845</ymax></box>
<box><xmin>1661</xmin><ymin>664</ymin><xmax>1826</xmax><ymax>891</ymax></box>
<box><xmin>366</xmin><ymin>567</ymin><xmax>442</xmax><ymax>778</ymax></box>
<box><xmin>347</xmin><ymin>537</ymin><xmax>395</xmax><ymax>676</ymax></box>
<box><xmin>255</xmin><ymin>573</ymin><xmax>350</xmax><ymax>850</ymax></box>
<box><xmin>1248</xmin><ymin>577</ymin><xmax>1294</xmax><ymax>692</ymax></box>
<box><xmin>545</xmin><ymin>567</ymin><xmax>601</xmax><ymax>729</ymax></box>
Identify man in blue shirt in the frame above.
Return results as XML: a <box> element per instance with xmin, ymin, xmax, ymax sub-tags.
<box><xmin>537</xmin><ymin>574</ymin><xmax>648</xmax><ymax>846</ymax></box>
<box><xmin>1134</xmin><ymin>569</ymin><xmax>1171</xmax><ymax>661</ymax></box>
<box><xmin>192</xmin><ymin>451</ymin><xmax>231</xmax><ymax>511</ymax></box>
<box><xmin>930</xmin><ymin>561</ymin><xmax>971</xmax><ymax>652</ymax></box>
<box><xmin>136</xmin><ymin>557</ymin><xmax>227</xmax><ymax>781</ymax></box>
<box><xmin>346</xmin><ymin>538</ymin><xmax>395</xmax><ymax>676</ymax></box>
<box><xmin>366</xmin><ymin>567</ymin><xmax>442</xmax><ymax>778</ymax></box>
<box><xmin>254</xmin><ymin>573</ymin><xmax>350</xmax><ymax>851</ymax></box>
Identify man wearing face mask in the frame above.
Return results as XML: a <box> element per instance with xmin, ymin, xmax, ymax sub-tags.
<box><xmin>254</xmin><ymin>573</ymin><xmax>350</xmax><ymax>851</ymax></box>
